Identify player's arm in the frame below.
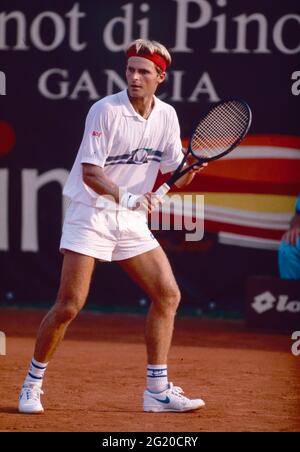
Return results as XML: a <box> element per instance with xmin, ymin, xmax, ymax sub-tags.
<box><xmin>174</xmin><ymin>158</ymin><xmax>208</xmax><ymax>188</ymax></box>
<box><xmin>82</xmin><ymin>163</ymin><xmax>120</xmax><ymax>202</ymax></box>
<box><xmin>82</xmin><ymin>163</ymin><xmax>159</xmax><ymax>213</ymax></box>
<box><xmin>162</xmin><ymin>111</ymin><xmax>208</xmax><ymax>189</ymax></box>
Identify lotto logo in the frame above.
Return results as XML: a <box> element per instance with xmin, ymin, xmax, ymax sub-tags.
<box><xmin>251</xmin><ymin>291</ymin><xmax>300</xmax><ymax>315</ymax></box>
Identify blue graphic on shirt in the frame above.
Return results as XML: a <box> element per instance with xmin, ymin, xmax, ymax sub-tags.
<box><xmin>105</xmin><ymin>148</ymin><xmax>162</xmax><ymax>166</ymax></box>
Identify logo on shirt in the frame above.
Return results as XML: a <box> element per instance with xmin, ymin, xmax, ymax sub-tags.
<box><xmin>104</xmin><ymin>148</ymin><xmax>162</xmax><ymax>167</ymax></box>
<box><xmin>92</xmin><ymin>131</ymin><xmax>102</xmax><ymax>138</ymax></box>
<box><xmin>128</xmin><ymin>148</ymin><xmax>150</xmax><ymax>164</ymax></box>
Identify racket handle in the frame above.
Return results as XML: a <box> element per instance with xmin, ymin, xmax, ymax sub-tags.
<box><xmin>155</xmin><ymin>182</ymin><xmax>170</xmax><ymax>198</ymax></box>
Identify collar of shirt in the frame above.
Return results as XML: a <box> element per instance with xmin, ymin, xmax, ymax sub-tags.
<box><xmin>117</xmin><ymin>89</ymin><xmax>162</xmax><ymax>122</ymax></box>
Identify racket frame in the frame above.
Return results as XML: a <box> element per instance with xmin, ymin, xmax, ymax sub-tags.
<box><xmin>156</xmin><ymin>99</ymin><xmax>252</xmax><ymax>196</ymax></box>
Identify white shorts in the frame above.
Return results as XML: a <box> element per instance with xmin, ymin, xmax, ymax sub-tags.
<box><xmin>60</xmin><ymin>201</ymin><xmax>159</xmax><ymax>262</ymax></box>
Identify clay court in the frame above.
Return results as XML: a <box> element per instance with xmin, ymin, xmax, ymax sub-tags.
<box><xmin>0</xmin><ymin>308</ymin><xmax>299</xmax><ymax>432</ymax></box>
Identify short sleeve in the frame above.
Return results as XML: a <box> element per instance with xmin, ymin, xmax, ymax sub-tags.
<box><xmin>79</xmin><ymin>104</ymin><xmax>111</xmax><ymax>168</ymax></box>
<box><xmin>159</xmin><ymin>109</ymin><xmax>184</xmax><ymax>174</ymax></box>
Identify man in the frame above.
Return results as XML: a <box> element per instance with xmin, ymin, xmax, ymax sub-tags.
<box><xmin>18</xmin><ymin>39</ymin><xmax>206</xmax><ymax>414</ymax></box>
<box><xmin>278</xmin><ymin>195</ymin><xmax>300</xmax><ymax>279</ymax></box>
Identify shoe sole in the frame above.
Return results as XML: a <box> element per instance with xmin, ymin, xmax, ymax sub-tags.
<box><xmin>18</xmin><ymin>408</ymin><xmax>44</xmax><ymax>414</ymax></box>
<box><xmin>144</xmin><ymin>405</ymin><xmax>205</xmax><ymax>413</ymax></box>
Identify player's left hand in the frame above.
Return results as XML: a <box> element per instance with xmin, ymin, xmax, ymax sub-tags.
<box><xmin>186</xmin><ymin>155</ymin><xmax>208</xmax><ymax>173</ymax></box>
<box><xmin>191</xmin><ymin>161</ymin><xmax>208</xmax><ymax>173</ymax></box>
<box><xmin>182</xmin><ymin>159</ymin><xmax>208</xmax><ymax>186</ymax></box>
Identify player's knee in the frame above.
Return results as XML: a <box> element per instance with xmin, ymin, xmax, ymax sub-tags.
<box><xmin>54</xmin><ymin>297</ymin><xmax>83</xmax><ymax>323</ymax></box>
<box><xmin>154</xmin><ymin>286</ymin><xmax>181</xmax><ymax>313</ymax></box>
<box><xmin>172</xmin><ymin>288</ymin><xmax>181</xmax><ymax>309</ymax></box>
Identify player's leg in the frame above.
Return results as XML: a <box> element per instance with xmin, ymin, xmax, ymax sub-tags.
<box><xmin>119</xmin><ymin>246</ymin><xmax>180</xmax><ymax>365</ymax></box>
<box><xmin>119</xmin><ymin>246</ymin><xmax>205</xmax><ymax>412</ymax></box>
<box><xmin>34</xmin><ymin>250</ymin><xmax>96</xmax><ymax>362</ymax></box>
<box><xmin>19</xmin><ymin>250</ymin><xmax>95</xmax><ymax>413</ymax></box>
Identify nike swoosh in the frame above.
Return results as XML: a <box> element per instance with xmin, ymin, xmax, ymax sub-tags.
<box><xmin>153</xmin><ymin>396</ymin><xmax>170</xmax><ymax>404</ymax></box>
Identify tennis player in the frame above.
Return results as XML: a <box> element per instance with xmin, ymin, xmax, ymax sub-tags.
<box><xmin>19</xmin><ymin>39</ymin><xmax>206</xmax><ymax>414</ymax></box>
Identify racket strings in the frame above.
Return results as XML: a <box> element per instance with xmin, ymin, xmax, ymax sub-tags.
<box><xmin>192</xmin><ymin>101</ymin><xmax>250</xmax><ymax>158</ymax></box>
<box><xmin>194</xmin><ymin>108</ymin><xmax>247</xmax><ymax>148</ymax></box>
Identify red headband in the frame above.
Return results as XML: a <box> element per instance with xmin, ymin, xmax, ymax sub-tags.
<box><xmin>126</xmin><ymin>48</ymin><xmax>169</xmax><ymax>72</ymax></box>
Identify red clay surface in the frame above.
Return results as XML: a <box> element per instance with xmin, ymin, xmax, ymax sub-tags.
<box><xmin>0</xmin><ymin>308</ymin><xmax>299</xmax><ymax>432</ymax></box>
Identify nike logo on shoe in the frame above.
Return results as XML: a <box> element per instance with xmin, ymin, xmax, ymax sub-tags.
<box><xmin>152</xmin><ymin>396</ymin><xmax>170</xmax><ymax>404</ymax></box>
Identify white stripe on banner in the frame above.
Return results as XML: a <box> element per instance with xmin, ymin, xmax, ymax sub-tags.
<box><xmin>204</xmin><ymin>205</ymin><xmax>291</xmax><ymax>230</ymax></box>
<box><xmin>218</xmin><ymin>232</ymin><xmax>281</xmax><ymax>250</ymax></box>
<box><xmin>223</xmin><ymin>146</ymin><xmax>300</xmax><ymax>160</ymax></box>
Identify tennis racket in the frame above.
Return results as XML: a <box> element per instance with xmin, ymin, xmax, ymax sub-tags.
<box><xmin>155</xmin><ymin>99</ymin><xmax>252</xmax><ymax>198</ymax></box>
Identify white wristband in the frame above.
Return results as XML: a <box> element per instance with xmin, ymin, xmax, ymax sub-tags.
<box><xmin>120</xmin><ymin>191</ymin><xmax>141</xmax><ymax>210</ymax></box>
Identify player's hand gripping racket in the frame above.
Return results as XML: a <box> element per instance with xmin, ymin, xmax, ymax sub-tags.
<box><xmin>155</xmin><ymin>99</ymin><xmax>252</xmax><ymax>198</ymax></box>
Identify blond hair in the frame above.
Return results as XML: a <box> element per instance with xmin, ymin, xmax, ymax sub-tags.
<box><xmin>126</xmin><ymin>39</ymin><xmax>172</xmax><ymax>67</ymax></box>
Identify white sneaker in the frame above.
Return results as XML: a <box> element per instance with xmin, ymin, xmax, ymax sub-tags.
<box><xmin>143</xmin><ymin>382</ymin><xmax>205</xmax><ymax>412</ymax></box>
<box><xmin>18</xmin><ymin>384</ymin><xmax>44</xmax><ymax>414</ymax></box>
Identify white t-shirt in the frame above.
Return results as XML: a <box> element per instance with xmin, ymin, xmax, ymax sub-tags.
<box><xmin>63</xmin><ymin>89</ymin><xmax>184</xmax><ymax>207</ymax></box>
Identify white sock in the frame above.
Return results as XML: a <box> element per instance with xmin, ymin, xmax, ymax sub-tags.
<box><xmin>147</xmin><ymin>364</ymin><xmax>168</xmax><ymax>393</ymax></box>
<box><xmin>24</xmin><ymin>357</ymin><xmax>48</xmax><ymax>388</ymax></box>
